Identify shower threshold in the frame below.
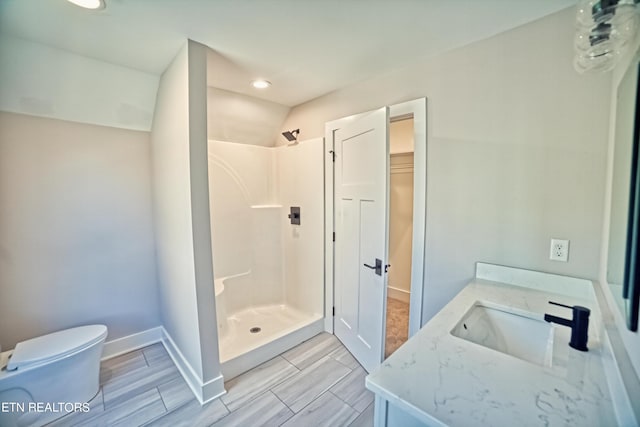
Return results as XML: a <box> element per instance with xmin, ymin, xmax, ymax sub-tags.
<box><xmin>218</xmin><ymin>304</ymin><xmax>323</xmax><ymax>379</ymax></box>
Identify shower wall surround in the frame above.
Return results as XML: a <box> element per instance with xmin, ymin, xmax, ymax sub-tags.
<box><xmin>208</xmin><ymin>141</ymin><xmax>281</xmax><ymax>308</ymax></box>
<box><xmin>207</xmin><ymin>138</ymin><xmax>324</xmax><ymax>376</ymax></box>
<box><xmin>276</xmin><ymin>141</ymin><xmax>325</xmax><ymax>315</ymax></box>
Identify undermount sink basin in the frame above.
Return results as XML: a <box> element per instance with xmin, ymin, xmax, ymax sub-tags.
<box><xmin>451</xmin><ymin>302</ymin><xmax>555</xmax><ymax>367</ymax></box>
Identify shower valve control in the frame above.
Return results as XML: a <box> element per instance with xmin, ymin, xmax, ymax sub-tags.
<box><xmin>288</xmin><ymin>206</ymin><xmax>301</xmax><ymax>225</ymax></box>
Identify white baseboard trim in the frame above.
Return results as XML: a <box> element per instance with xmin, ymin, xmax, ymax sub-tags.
<box><xmin>388</xmin><ymin>286</ymin><xmax>410</xmax><ymax>303</ymax></box>
<box><xmin>101</xmin><ymin>326</ymin><xmax>225</xmax><ymax>405</ymax></box>
<box><xmin>200</xmin><ymin>374</ymin><xmax>226</xmax><ymax>404</ymax></box>
<box><xmin>159</xmin><ymin>327</ymin><xmax>226</xmax><ymax>405</ymax></box>
<box><xmin>101</xmin><ymin>327</ymin><xmax>164</xmax><ymax>360</ymax></box>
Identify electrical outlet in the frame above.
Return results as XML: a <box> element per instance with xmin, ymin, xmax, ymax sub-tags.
<box><xmin>550</xmin><ymin>238</ymin><xmax>569</xmax><ymax>262</ymax></box>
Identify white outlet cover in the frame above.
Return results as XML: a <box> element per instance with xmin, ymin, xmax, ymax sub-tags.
<box><xmin>550</xmin><ymin>238</ymin><xmax>569</xmax><ymax>262</ymax></box>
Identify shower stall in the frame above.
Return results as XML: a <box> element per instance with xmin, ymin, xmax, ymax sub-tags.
<box><xmin>208</xmin><ymin>138</ymin><xmax>325</xmax><ymax>379</ymax></box>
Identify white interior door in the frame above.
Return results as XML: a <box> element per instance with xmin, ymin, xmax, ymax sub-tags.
<box><xmin>334</xmin><ymin>107</ymin><xmax>389</xmax><ymax>373</ymax></box>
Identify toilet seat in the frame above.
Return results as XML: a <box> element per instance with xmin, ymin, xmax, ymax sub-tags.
<box><xmin>7</xmin><ymin>325</ymin><xmax>108</xmax><ymax>371</ymax></box>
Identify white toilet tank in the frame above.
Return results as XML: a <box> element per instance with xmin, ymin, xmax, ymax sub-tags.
<box><xmin>0</xmin><ymin>325</ymin><xmax>108</xmax><ymax>427</ymax></box>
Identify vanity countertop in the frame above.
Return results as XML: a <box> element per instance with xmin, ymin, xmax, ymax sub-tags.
<box><xmin>366</xmin><ymin>265</ymin><xmax>617</xmax><ymax>427</ymax></box>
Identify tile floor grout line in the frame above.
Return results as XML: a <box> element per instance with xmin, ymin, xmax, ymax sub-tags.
<box><xmin>359</xmin><ymin>401</ymin><xmax>374</xmax><ymax>417</ymax></box>
<box><xmin>278</xmin><ymin>369</ymin><xmax>353</xmax><ymax>417</ymax></box>
<box><xmin>225</xmin><ymin>353</ymin><xmax>345</xmax><ymax>418</ymax></box>
<box><xmin>266</xmin><ymin>390</ymin><xmax>296</xmax><ymax>427</ymax></box>
<box><xmin>280</xmin><ymin>354</ymin><xmax>304</xmax><ymax>371</ymax></box>
<box><xmin>204</xmin><ymin>403</ymin><xmax>231</xmax><ymax>427</ymax></box>
<box><xmin>327</xmin><ymin>389</ymin><xmax>363</xmax><ymax>414</ymax></box>
<box><xmin>346</xmin><ymin>402</ymin><xmax>373</xmax><ymax>427</ymax></box>
<box><xmin>224</xmin><ymin>354</ymin><xmax>299</xmax><ymax>392</ymax></box>
<box><xmin>222</xmin><ymin>356</ymin><xmax>302</xmax><ymax>409</ymax></box>
<box><xmin>280</xmin><ymin>340</ymin><xmax>342</xmax><ymax>370</ymax></box>
<box><xmin>268</xmin><ymin>389</ymin><xmax>296</xmax><ymax>414</ymax></box>
<box><xmin>328</xmin><ymin>343</ymin><xmax>359</xmax><ymax>364</ymax></box>
<box><xmin>141</xmin><ymin>348</ymin><xmax>150</xmax><ymax>367</ymax></box>
<box><xmin>224</xmin><ymin>386</ymin><xmax>280</xmax><ymax>416</ymax></box>
<box><xmin>281</xmin><ymin>389</ymin><xmax>342</xmax><ymax>422</ymax></box>
<box><xmin>91</xmin><ymin>334</ymin><xmax>374</xmax><ymax>427</ymax></box>
<box><xmin>140</xmin><ymin>394</ymin><xmax>196</xmax><ymax>427</ymax></box>
<box><xmin>280</xmin><ymin>355</ymin><xmax>301</xmax><ymax>373</ymax></box>
<box><xmin>331</xmin><ymin>355</ymin><xmax>357</xmax><ymax>371</ymax></box>
<box><xmin>218</xmin><ymin>394</ymin><xmax>230</xmax><ymax>413</ymax></box>
<box><xmin>212</xmin><ymin>400</ymin><xmax>241</xmax><ymax>427</ymax></box>
<box><xmin>327</xmin><ymin>370</ymin><xmax>352</xmax><ymax>391</ymax></box>
<box><xmin>268</xmin><ymin>354</ymin><xmax>354</xmax><ymax>411</ymax></box>
<box><xmin>155</xmin><ymin>386</ymin><xmax>168</xmax><ymax>413</ymax></box>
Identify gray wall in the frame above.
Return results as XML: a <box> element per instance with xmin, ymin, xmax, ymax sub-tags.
<box><xmin>282</xmin><ymin>8</ymin><xmax>612</xmax><ymax>322</ymax></box>
<box><xmin>0</xmin><ymin>35</ymin><xmax>158</xmax><ymax>131</ymax></box>
<box><xmin>0</xmin><ymin>111</ymin><xmax>160</xmax><ymax>349</ymax></box>
<box><xmin>151</xmin><ymin>40</ymin><xmax>222</xmax><ymax>395</ymax></box>
<box><xmin>207</xmin><ymin>87</ymin><xmax>290</xmax><ymax>147</ymax></box>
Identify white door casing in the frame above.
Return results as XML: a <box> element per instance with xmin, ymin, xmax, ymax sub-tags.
<box><xmin>334</xmin><ymin>107</ymin><xmax>389</xmax><ymax>372</ymax></box>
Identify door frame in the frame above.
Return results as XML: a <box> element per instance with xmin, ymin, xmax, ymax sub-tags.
<box><xmin>324</xmin><ymin>97</ymin><xmax>427</xmax><ymax>340</ymax></box>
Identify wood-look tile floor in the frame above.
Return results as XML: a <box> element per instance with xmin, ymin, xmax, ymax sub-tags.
<box><xmin>48</xmin><ymin>333</ymin><xmax>374</xmax><ymax>427</ymax></box>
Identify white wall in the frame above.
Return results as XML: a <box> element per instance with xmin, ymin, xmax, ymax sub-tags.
<box><xmin>283</xmin><ymin>7</ymin><xmax>612</xmax><ymax>323</ymax></box>
<box><xmin>207</xmin><ymin>87</ymin><xmax>290</xmax><ymax>147</ymax></box>
<box><xmin>0</xmin><ymin>111</ymin><xmax>160</xmax><ymax>349</ymax></box>
<box><xmin>0</xmin><ymin>35</ymin><xmax>159</xmax><ymax>132</ymax></box>
<box><xmin>150</xmin><ymin>40</ymin><xmax>222</xmax><ymax>400</ymax></box>
<box><xmin>277</xmin><ymin>138</ymin><xmax>325</xmax><ymax>316</ymax></box>
<box><xmin>205</xmin><ymin>47</ymin><xmax>290</xmax><ymax>147</ymax></box>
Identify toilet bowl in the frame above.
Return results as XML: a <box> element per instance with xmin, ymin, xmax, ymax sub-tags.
<box><xmin>0</xmin><ymin>325</ymin><xmax>108</xmax><ymax>427</ymax></box>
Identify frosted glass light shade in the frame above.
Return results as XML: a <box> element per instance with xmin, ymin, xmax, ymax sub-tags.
<box><xmin>251</xmin><ymin>80</ymin><xmax>271</xmax><ymax>89</ymax></box>
<box><xmin>66</xmin><ymin>0</ymin><xmax>104</xmax><ymax>10</ymax></box>
<box><xmin>574</xmin><ymin>0</ymin><xmax>638</xmax><ymax>73</ymax></box>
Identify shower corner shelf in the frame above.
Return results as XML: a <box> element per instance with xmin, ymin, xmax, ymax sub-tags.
<box><xmin>250</xmin><ymin>204</ymin><xmax>283</xmax><ymax>209</ymax></box>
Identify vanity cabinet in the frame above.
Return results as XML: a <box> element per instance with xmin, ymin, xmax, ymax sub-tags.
<box><xmin>365</xmin><ymin>263</ymin><xmax>631</xmax><ymax>427</ymax></box>
<box><xmin>374</xmin><ymin>396</ymin><xmax>431</xmax><ymax>427</ymax></box>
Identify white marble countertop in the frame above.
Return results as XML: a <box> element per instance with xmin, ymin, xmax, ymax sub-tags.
<box><xmin>366</xmin><ymin>264</ymin><xmax>617</xmax><ymax>427</ymax></box>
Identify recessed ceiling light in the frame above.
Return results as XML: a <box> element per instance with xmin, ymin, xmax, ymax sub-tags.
<box><xmin>251</xmin><ymin>80</ymin><xmax>271</xmax><ymax>89</ymax></box>
<box><xmin>66</xmin><ymin>0</ymin><xmax>105</xmax><ymax>10</ymax></box>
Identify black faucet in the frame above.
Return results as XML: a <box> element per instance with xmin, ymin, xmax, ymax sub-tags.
<box><xmin>543</xmin><ymin>301</ymin><xmax>590</xmax><ymax>352</ymax></box>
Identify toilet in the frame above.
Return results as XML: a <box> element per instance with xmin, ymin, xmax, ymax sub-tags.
<box><xmin>0</xmin><ymin>324</ymin><xmax>108</xmax><ymax>427</ymax></box>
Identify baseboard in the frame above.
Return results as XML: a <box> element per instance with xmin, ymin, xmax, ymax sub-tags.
<box><xmin>100</xmin><ymin>326</ymin><xmax>225</xmax><ymax>405</ymax></box>
<box><xmin>388</xmin><ymin>286</ymin><xmax>410</xmax><ymax>304</ymax></box>
<box><xmin>160</xmin><ymin>327</ymin><xmax>226</xmax><ymax>405</ymax></box>
<box><xmin>201</xmin><ymin>374</ymin><xmax>226</xmax><ymax>404</ymax></box>
<box><xmin>101</xmin><ymin>327</ymin><xmax>164</xmax><ymax>360</ymax></box>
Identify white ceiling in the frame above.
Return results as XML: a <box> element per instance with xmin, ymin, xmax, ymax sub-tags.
<box><xmin>0</xmin><ymin>0</ymin><xmax>576</xmax><ymax>107</ymax></box>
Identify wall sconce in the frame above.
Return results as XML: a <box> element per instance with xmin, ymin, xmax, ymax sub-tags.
<box><xmin>574</xmin><ymin>0</ymin><xmax>639</xmax><ymax>73</ymax></box>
